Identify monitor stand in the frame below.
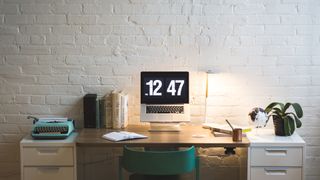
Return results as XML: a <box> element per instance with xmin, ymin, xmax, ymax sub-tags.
<box><xmin>149</xmin><ymin>122</ymin><xmax>181</xmax><ymax>132</ymax></box>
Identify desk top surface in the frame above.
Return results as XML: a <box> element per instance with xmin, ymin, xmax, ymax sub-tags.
<box><xmin>76</xmin><ymin>125</ymin><xmax>250</xmax><ymax>148</ymax></box>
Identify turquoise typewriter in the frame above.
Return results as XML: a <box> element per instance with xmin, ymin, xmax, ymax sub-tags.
<box><xmin>29</xmin><ymin>116</ymin><xmax>75</xmax><ymax>139</ymax></box>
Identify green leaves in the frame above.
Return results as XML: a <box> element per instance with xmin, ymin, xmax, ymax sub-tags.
<box><xmin>287</xmin><ymin>116</ymin><xmax>296</xmax><ymax>136</ymax></box>
<box><xmin>283</xmin><ymin>116</ymin><xmax>290</xmax><ymax>136</ymax></box>
<box><xmin>265</xmin><ymin>102</ymin><xmax>284</xmax><ymax>113</ymax></box>
<box><xmin>286</xmin><ymin>112</ymin><xmax>302</xmax><ymax>128</ymax></box>
<box><xmin>296</xmin><ymin>119</ymin><xmax>302</xmax><ymax>128</ymax></box>
<box><xmin>284</xmin><ymin>103</ymin><xmax>291</xmax><ymax>113</ymax></box>
<box><xmin>292</xmin><ymin>103</ymin><xmax>303</xmax><ymax>118</ymax></box>
<box><xmin>265</xmin><ymin>102</ymin><xmax>303</xmax><ymax>135</ymax></box>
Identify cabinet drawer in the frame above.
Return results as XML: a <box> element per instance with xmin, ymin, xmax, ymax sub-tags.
<box><xmin>23</xmin><ymin>167</ymin><xmax>73</xmax><ymax>180</ymax></box>
<box><xmin>251</xmin><ymin>167</ymin><xmax>301</xmax><ymax>180</ymax></box>
<box><xmin>22</xmin><ymin>147</ymin><xmax>74</xmax><ymax>166</ymax></box>
<box><xmin>250</xmin><ymin>147</ymin><xmax>302</xmax><ymax>166</ymax></box>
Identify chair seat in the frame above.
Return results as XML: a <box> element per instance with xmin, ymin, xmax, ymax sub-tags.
<box><xmin>129</xmin><ymin>174</ymin><xmax>181</xmax><ymax>180</ymax></box>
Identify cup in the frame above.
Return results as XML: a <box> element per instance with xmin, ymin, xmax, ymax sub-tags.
<box><xmin>232</xmin><ymin>128</ymin><xmax>242</xmax><ymax>142</ymax></box>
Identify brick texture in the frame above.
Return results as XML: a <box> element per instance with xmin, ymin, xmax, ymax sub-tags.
<box><xmin>0</xmin><ymin>0</ymin><xmax>320</xmax><ymax>180</ymax></box>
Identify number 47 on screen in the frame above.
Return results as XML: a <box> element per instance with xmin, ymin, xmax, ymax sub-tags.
<box><xmin>146</xmin><ymin>80</ymin><xmax>184</xmax><ymax>96</ymax></box>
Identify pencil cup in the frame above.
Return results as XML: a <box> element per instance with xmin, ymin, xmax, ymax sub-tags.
<box><xmin>232</xmin><ymin>128</ymin><xmax>242</xmax><ymax>142</ymax></box>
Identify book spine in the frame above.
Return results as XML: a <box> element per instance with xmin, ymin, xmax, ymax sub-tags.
<box><xmin>83</xmin><ymin>94</ymin><xmax>98</xmax><ymax>128</ymax></box>
<box><xmin>120</xmin><ymin>94</ymin><xmax>128</xmax><ymax>128</ymax></box>
<box><xmin>104</xmin><ymin>95</ymin><xmax>112</xmax><ymax>129</ymax></box>
<box><xmin>112</xmin><ymin>92</ymin><xmax>121</xmax><ymax>129</ymax></box>
<box><xmin>96</xmin><ymin>99</ymin><xmax>100</xmax><ymax>128</ymax></box>
<box><xmin>99</xmin><ymin>99</ymin><xmax>105</xmax><ymax>128</ymax></box>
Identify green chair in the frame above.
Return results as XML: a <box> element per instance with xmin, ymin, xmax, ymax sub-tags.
<box><xmin>119</xmin><ymin>146</ymin><xmax>199</xmax><ymax>180</ymax></box>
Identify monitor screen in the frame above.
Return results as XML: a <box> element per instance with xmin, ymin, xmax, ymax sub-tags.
<box><xmin>141</xmin><ymin>71</ymin><xmax>189</xmax><ymax>104</ymax></box>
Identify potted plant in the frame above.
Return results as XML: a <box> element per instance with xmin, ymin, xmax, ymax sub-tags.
<box><xmin>265</xmin><ymin>102</ymin><xmax>303</xmax><ymax>136</ymax></box>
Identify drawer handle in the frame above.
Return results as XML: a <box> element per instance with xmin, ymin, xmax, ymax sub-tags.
<box><xmin>265</xmin><ymin>168</ymin><xmax>287</xmax><ymax>176</ymax></box>
<box><xmin>37</xmin><ymin>167</ymin><xmax>60</xmax><ymax>173</ymax></box>
<box><xmin>265</xmin><ymin>149</ymin><xmax>287</xmax><ymax>156</ymax></box>
<box><xmin>36</xmin><ymin>148</ymin><xmax>59</xmax><ymax>154</ymax></box>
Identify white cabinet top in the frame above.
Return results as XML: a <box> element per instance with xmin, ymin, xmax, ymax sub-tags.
<box><xmin>20</xmin><ymin>132</ymin><xmax>78</xmax><ymax>147</ymax></box>
<box><xmin>247</xmin><ymin>129</ymin><xmax>305</xmax><ymax>147</ymax></box>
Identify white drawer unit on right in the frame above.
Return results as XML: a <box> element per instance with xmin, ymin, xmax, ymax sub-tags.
<box><xmin>247</xmin><ymin>129</ymin><xmax>305</xmax><ymax>180</ymax></box>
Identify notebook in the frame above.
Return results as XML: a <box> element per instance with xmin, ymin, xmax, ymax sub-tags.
<box><xmin>102</xmin><ymin>131</ymin><xmax>147</xmax><ymax>142</ymax></box>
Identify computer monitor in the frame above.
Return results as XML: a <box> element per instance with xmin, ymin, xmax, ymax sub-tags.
<box><xmin>140</xmin><ymin>71</ymin><xmax>190</xmax><ymax>131</ymax></box>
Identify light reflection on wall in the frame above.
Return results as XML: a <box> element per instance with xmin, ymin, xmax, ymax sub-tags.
<box><xmin>206</xmin><ymin>73</ymin><xmax>252</xmax><ymax>126</ymax></box>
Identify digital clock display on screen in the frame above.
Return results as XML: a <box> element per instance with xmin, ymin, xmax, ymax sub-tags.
<box><xmin>141</xmin><ymin>72</ymin><xmax>189</xmax><ymax>104</ymax></box>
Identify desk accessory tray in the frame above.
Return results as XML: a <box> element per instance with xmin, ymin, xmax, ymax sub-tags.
<box><xmin>30</xmin><ymin>117</ymin><xmax>75</xmax><ymax>139</ymax></box>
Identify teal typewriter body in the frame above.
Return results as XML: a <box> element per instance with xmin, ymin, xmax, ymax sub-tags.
<box><xmin>31</xmin><ymin>118</ymin><xmax>75</xmax><ymax>139</ymax></box>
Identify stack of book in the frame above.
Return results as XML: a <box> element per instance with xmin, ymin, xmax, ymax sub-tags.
<box><xmin>101</xmin><ymin>91</ymin><xmax>129</xmax><ymax>129</ymax></box>
<box><xmin>110</xmin><ymin>91</ymin><xmax>128</xmax><ymax>129</ymax></box>
<box><xmin>84</xmin><ymin>91</ymin><xmax>128</xmax><ymax>129</ymax></box>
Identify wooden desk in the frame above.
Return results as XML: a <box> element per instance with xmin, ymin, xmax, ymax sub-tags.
<box><xmin>76</xmin><ymin>125</ymin><xmax>250</xmax><ymax>148</ymax></box>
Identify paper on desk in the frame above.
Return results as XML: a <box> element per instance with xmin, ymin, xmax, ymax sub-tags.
<box><xmin>102</xmin><ymin>131</ymin><xmax>147</xmax><ymax>142</ymax></box>
<box><xmin>203</xmin><ymin>123</ymin><xmax>252</xmax><ymax>134</ymax></box>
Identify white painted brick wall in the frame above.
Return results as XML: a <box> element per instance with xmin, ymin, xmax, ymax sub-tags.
<box><xmin>0</xmin><ymin>0</ymin><xmax>320</xmax><ymax>180</ymax></box>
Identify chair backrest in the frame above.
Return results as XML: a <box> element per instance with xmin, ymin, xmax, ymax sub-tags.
<box><xmin>122</xmin><ymin>146</ymin><xmax>196</xmax><ymax>175</ymax></box>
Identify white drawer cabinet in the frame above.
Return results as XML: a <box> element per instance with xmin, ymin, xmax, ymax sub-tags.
<box><xmin>251</xmin><ymin>167</ymin><xmax>301</xmax><ymax>180</ymax></box>
<box><xmin>247</xmin><ymin>129</ymin><xmax>305</xmax><ymax>180</ymax></box>
<box><xmin>20</xmin><ymin>133</ymin><xmax>77</xmax><ymax>180</ymax></box>
<box><xmin>250</xmin><ymin>147</ymin><xmax>303</xmax><ymax>166</ymax></box>
<box><xmin>22</xmin><ymin>147</ymin><xmax>74</xmax><ymax>166</ymax></box>
<box><xmin>23</xmin><ymin>167</ymin><xmax>74</xmax><ymax>180</ymax></box>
